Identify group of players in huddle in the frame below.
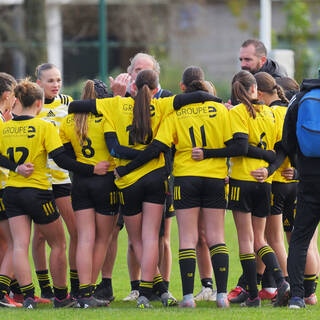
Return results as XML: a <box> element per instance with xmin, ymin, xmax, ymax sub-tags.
<box><xmin>0</xmin><ymin>39</ymin><xmax>317</xmax><ymax>310</ymax></box>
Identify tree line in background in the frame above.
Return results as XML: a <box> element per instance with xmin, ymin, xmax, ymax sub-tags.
<box><xmin>0</xmin><ymin>0</ymin><xmax>318</xmax><ymax>84</ymax></box>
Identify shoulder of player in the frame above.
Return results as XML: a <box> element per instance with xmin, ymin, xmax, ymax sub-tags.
<box><xmin>57</xmin><ymin>94</ymin><xmax>73</xmax><ymax>106</ymax></box>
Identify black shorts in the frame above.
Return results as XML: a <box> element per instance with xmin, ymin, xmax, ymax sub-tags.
<box><xmin>119</xmin><ymin>167</ymin><xmax>167</xmax><ymax>216</ymax></box>
<box><xmin>173</xmin><ymin>176</ymin><xmax>226</xmax><ymax>210</ymax></box>
<box><xmin>0</xmin><ymin>189</ymin><xmax>7</xmax><ymax>221</ymax></box>
<box><xmin>71</xmin><ymin>173</ymin><xmax>118</xmax><ymax>216</ymax></box>
<box><xmin>271</xmin><ymin>182</ymin><xmax>297</xmax><ymax>231</ymax></box>
<box><xmin>228</xmin><ymin>178</ymin><xmax>271</xmax><ymax>218</ymax></box>
<box><xmin>3</xmin><ymin>187</ymin><xmax>59</xmax><ymax>224</ymax></box>
<box><xmin>52</xmin><ymin>183</ymin><xmax>71</xmax><ymax>199</ymax></box>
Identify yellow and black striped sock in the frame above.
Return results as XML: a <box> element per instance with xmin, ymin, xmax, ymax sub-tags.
<box><xmin>36</xmin><ymin>269</ymin><xmax>52</xmax><ymax>294</ymax></box>
<box><xmin>139</xmin><ymin>280</ymin><xmax>153</xmax><ymax>299</ymax></box>
<box><xmin>304</xmin><ymin>274</ymin><xmax>317</xmax><ymax>297</ymax></box>
<box><xmin>0</xmin><ymin>275</ymin><xmax>11</xmax><ymax>298</ymax></box>
<box><xmin>179</xmin><ymin>248</ymin><xmax>196</xmax><ymax>296</ymax></box>
<box><xmin>20</xmin><ymin>283</ymin><xmax>35</xmax><ymax>300</ymax></box>
<box><xmin>240</xmin><ymin>253</ymin><xmax>258</xmax><ymax>299</ymax></box>
<box><xmin>79</xmin><ymin>283</ymin><xmax>93</xmax><ymax>298</ymax></box>
<box><xmin>210</xmin><ymin>244</ymin><xmax>229</xmax><ymax>293</ymax></box>
<box><xmin>153</xmin><ymin>274</ymin><xmax>167</xmax><ymax>296</ymax></box>
<box><xmin>257</xmin><ymin>246</ymin><xmax>284</xmax><ymax>287</ymax></box>
<box><xmin>53</xmin><ymin>285</ymin><xmax>68</xmax><ymax>301</ymax></box>
<box><xmin>70</xmin><ymin>269</ymin><xmax>79</xmax><ymax>296</ymax></box>
<box><xmin>10</xmin><ymin>279</ymin><xmax>22</xmax><ymax>294</ymax></box>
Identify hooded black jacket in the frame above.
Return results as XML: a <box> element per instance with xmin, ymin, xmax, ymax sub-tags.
<box><xmin>259</xmin><ymin>58</ymin><xmax>288</xmax><ymax>79</ymax></box>
<box><xmin>282</xmin><ymin>79</ymin><xmax>320</xmax><ymax>181</ymax></box>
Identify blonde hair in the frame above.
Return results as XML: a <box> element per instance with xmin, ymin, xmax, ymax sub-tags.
<box><xmin>74</xmin><ymin>80</ymin><xmax>96</xmax><ymax>146</ymax></box>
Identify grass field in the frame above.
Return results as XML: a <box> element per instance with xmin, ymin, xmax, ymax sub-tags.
<box><xmin>0</xmin><ymin>212</ymin><xmax>319</xmax><ymax>319</ymax></box>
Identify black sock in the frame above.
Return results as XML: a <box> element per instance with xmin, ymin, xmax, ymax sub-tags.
<box><xmin>36</xmin><ymin>269</ymin><xmax>52</xmax><ymax>294</ymax></box>
<box><xmin>304</xmin><ymin>274</ymin><xmax>316</xmax><ymax>297</ymax></box>
<box><xmin>201</xmin><ymin>278</ymin><xmax>213</xmax><ymax>289</ymax></box>
<box><xmin>240</xmin><ymin>253</ymin><xmax>258</xmax><ymax>299</ymax></box>
<box><xmin>70</xmin><ymin>269</ymin><xmax>79</xmax><ymax>295</ymax></box>
<box><xmin>53</xmin><ymin>285</ymin><xmax>68</xmax><ymax>301</ymax></box>
<box><xmin>262</xmin><ymin>269</ymin><xmax>277</xmax><ymax>288</ymax></box>
<box><xmin>237</xmin><ymin>273</ymin><xmax>247</xmax><ymax>290</ymax></box>
<box><xmin>131</xmin><ymin>280</ymin><xmax>140</xmax><ymax>291</ymax></box>
<box><xmin>10</xmin><ymin>279</ymin><xmax>22</xmax><ymax>294</ymax></box>
<box><xmin>20</xmin><ymin>283</ymin><xmax>35</xmax><ymax>300</ymax></box>
<box><xmin>153</xmin><ymin>274</ymin><xmax>167</xmax><ymax>296</ymax></box>
<box><xmin>101</xmin><ymin>278</ymin><xmax>112</xmax><ymax>288</ymax></box>
<box><xmin>285</xmin><ymin>276</ymin><xmax>290</xmax><ymax>284</ymax></box>
<box><xmin>139</xmin><ymin>281</ymin><xmax>153</xmax><ymax>299</ymax></box>
<box><xmin>210</xmin><ymin>244</ymin><xmax>229</xmax><ymax>293</ymax></box>
<box><xmin>256</xmin><ymin>273</ymin><xmax>263</xmax><ymax>286</ymax></box>
<box><xmin>0</xmin><ymin>275</ymin><xmax>11</xmax><ymax>298</ymax></box>
<box><xmin>79</xmin><ymin>283</ymin><xmax>93</xmax><ymax>298</ymax></box>
<box><xmin>257</xmin><ymin>246</ymin><xmax>284</xmax><ymax>287</ymax></box>
<box><xmin>315</xmin><ymin>276</ymin><xmax>319</xmax><ymax>292</ymax></box>
<box><xmin>164</xmin><ymin>281</ymin><xmax>169</xmax><ymax>290</ymax></box>
<box><xmin>179</xmin><ymin>248</ymin><xmax>196</xmax><ymax>296</ymax></box>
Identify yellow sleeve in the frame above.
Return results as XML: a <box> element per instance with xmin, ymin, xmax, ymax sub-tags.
<box><xmin>59</xmin><ymin>118</ymin><xmax>70</xmax><ymax>144</ymax></box>
<box><xmin>229</xmin><ymin>105</ymin><xmax>248</xmax><ymax>136</ymax></box>
<box><xmin>44</xmin><ymin>122</ymin><xmax>64</xmax><ymax>153</ymax></box>
<box><xmin>96</xmin><ymin>96</ymin><xmax>122</xmax><ymax>118</ymax></box>
<box><xmin>156</xmin><ymin>96</ymin><xmax>175</xmax><ymax>118</ymax></box>
<box><xmin>222</xmin><ymin>107</ymin><xmax>233</xmax><ymax>143</ymax></box>
<box><xmin>103</xmin><ymin>115</ymin><xmax>116</xmax><ymax>134</ymax></box>
<box><xmin>154</xmin><ymin>113</ymin><xmax>176</xmax><ymax>147</ymax></box>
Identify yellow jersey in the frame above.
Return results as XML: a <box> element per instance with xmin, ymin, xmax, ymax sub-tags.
<box><xmin>229</xmin><ymin>103</ymin><xmax>281</xmax><ymax>183</ymax></box>
<box><xmin>271</xmin><ymin>105</ymin><xmax>297</xmax><ymax>183</ymax></box>
<box><xmin>59</xmin><ymin>113</ymin><xmax>116</xmax><ymax>171</ymax></box>
<box><xmin>97</xmin><ymin>95</ymin><xmax>175</xmax><ymax>189</ymax></box>
<box><xmin>155</xmin><ymin>101</ymin><xmax>232</xmax><ymax>179</ymax></box>
<box><xmin>37</xmin><ymin>94</ymin><xmax>73</xmax><ymax>184</ymax></box>
<box><xmin>0</xmin><ymin>116</ymin><xmax>63</xmax><ymax>190</ymax></box>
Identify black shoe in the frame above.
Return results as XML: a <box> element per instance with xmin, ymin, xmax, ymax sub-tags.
<box><xmin>94</xmin><ymin>284</ymin><xmax>115</xmax><ymax>302</ymax></box>
<box><xmin>41</xmin><ymin>289</ymin><xmax>54</xmax><ymax>301</ymax></box>
<box><xmin>77</xmin><ymin>295</ymin><xmax>109</xmax><ymax>308</ymax></box>
<box><xmin>23</xmin><ymin>297</ymin><xmax>37</xmax><ymax>309</ymax></box>
<box><xmin>53</xmin><ymin>294</ymin><xmax>76</xmax><ymax>308</ymax></box>
<box><xmin>275</xmin><ymin>281</ymin><xmax>290</xmax><ymax>307</ymax></box>
<box><xmin>240</xmin><ymin>297</ymin><xmax>261</xmax><ymax>307</ymax></box>
<box><xmin>70</xmin><ymin>290</ymin><xmax>80</xmax><ymax>300</ymax></box>
<box><xmin>288</xmin><ymin>296</ymin><xmax>306</xmax><ymax>309</ymax></box>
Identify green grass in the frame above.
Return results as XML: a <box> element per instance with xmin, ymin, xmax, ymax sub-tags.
<box><xmin>1</xmin><ymin>212</ymin><xmax>320</xmax><ymax>319</ymax></box>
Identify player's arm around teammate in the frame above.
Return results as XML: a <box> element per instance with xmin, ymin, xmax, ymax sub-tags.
<box><xmin>227</xmin><ymin>71</ymin><xmax>289</xmax><ymax>308</ymax></box>
<box><xmin>59</xmin><ymin>79</ymin><xmax>116</xmax><ymax>308</ymax></box>
<box><xmin>0</xmin><ymin>80</ymin><xmax>107</xmax><ymax>309</ymax></box>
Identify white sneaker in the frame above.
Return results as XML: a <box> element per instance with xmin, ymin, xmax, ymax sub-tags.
<box><xmin>194</xmin><ymin>287</ymin><xmax>217</xmax><ymax>301</ymax></box>
<box><xmin>123</xmin><ymin>290</ymin><xmax>139</xmax><ymax>302</ymax></box>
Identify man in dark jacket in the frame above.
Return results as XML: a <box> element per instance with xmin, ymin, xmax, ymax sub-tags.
<box><xmin>282</xmin><ymin>78</ymin><xmax>320</xmax><ymax>308</ymax></box>
<box><xmin>239</xmin><ymin>39</ymin><xmax>287</xmax><ymax>78</ymax></box>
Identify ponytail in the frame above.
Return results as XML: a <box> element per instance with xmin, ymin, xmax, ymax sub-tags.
<box><xmin>232</xmin><ymin>80</ymin><xmax>257</xmax><ymax>118</ymax></box>
<box><xmin>131</xmin><ymin>70</ymin><xmax>158</xmax><ymax>144</ymax></box>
